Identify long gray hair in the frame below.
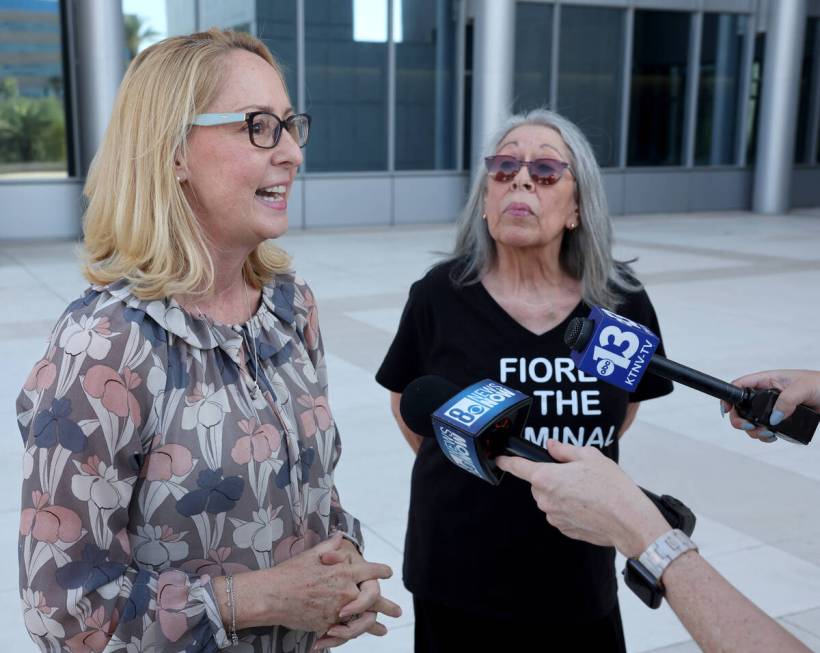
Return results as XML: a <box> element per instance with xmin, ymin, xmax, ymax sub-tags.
<box><xmin>447</xmin><ymin>108</ymin><xmax>639</xmax><ymax>311</ymax></box>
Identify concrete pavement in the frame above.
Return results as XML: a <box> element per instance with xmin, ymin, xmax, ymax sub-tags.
<box><xmin>1</xmin><ymin>210</ymin><xmax>819</xmax><ymax>651</ymax></box>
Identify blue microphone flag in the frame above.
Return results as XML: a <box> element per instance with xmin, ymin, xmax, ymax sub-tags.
<box><xmin>432</xmin><ymin>379</ymin><xmax>531</xmax><ymax>484</ymax></box>
<box><xmin>569</xmin><ymin>306</ymin><xmax>660</xmax><ymax>392</ymax></box>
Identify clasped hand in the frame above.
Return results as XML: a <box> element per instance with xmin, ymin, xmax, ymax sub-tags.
<box><xmin>308</xmin><ymin>532</ymin><xmax>402</xmax><ymax>650</ymax></box>
<box><xmin>238</xmin><ymin>531</ymin><xmax>401</xmax><ymax>646</ymax></box>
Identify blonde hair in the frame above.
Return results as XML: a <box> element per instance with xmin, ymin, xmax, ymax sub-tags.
<box><xmin>82</xmin><ymin>28</ymin><xmax>292</xmax><ymax>300</ymax></box>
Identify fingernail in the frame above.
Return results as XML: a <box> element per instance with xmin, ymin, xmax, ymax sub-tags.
<box><xmin>770</xmin><ymin>409</ymin><xmax>785</xmax><ymax>426</ymax></box>
<box><xmin>720</xmin><ymin>403</ymin><xmax>727</xmax><ymax>417</ymax></box>
<box><xmin>739</xmin><ymin>421</ymin><xmax>755</xmax><ymax>430</ymax></box>
<box><xmin>758</xmin><ymin>429</ymin><xmax>776</xmax><ymax>437</ymax></box>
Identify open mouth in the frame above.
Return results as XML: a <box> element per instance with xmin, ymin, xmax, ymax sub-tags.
<box><xmin>256</xmin><ymin>184</ymin><xmax>287</xmax><ymax>202</ymax></box>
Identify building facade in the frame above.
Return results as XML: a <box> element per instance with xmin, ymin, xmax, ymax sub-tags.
<box><xmin>1</xmin><ymin>0</ymin><xmax>819</xmax><ymax>239</ymax></box>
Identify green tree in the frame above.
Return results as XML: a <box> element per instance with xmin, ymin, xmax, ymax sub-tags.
<box><xmin>0</xmin><ymin>77</ymin><xmax>19</xmax><ymax>100</ymax></box>
<box><xmin>0</xmin><ymin>88</ymin><xmax>65</xmax><ymax>164</ymax></box>
<box><xmin>124</xmin><ymin>13</ymin><xmax>159</xmax><ymax>60</ymax></box>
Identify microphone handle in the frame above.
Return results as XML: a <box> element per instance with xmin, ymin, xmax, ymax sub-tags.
<box><xmin>502</xmin><ymin>437</ymin><xmax>696</xmax><ymax>536</ymax></box>
<box><xmin>647</xmin><ymin>355</ymin><xmax>746</xmax><ymax>405</ymax></box>
<box><xmin>647</xmin><ymin>355</ymin><xmax>816</xmax><ymax>444</ymax></box>
<box><xmin>505</xmin><ymin>435</ymin><xmax>557</xmax><ymax>462</ymax></box>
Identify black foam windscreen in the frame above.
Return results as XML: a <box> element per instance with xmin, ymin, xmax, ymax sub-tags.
<box><xmin>399</xmin><ymin>375</ymin><xmax>459</xmax><ymax>438</ymax></box>
<box><xmin>563</xmin><ymin>317</ymin><xmax>594</xmax><ymax>351</ymax></box>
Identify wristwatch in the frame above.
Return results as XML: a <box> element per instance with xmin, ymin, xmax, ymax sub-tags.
<box><xmin>623</xmin><ymin>528</ymin><xmax>698</xmax><ymax>609</ymax></box>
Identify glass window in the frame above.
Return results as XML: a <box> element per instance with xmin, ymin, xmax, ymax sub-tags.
<box><xmin>557</xmin><ymin>6</ymin><xmax>624</xmax><ymax>168</ymax></box>
<box><xmin>395</xmin><ymin>0</ymin><xmax>458</xmax><ymax>170</ymax></box>
<box><xmin>627</xmin><ymin>10</ymin><xmax>690</xmax><ymax>166</ymax></box>
<box><xmin>305</xmin><ymin>0</ymin><xmax>388</xmax><ymax>171</ymax></box>
<box><xmin>0</xmin><ymin>0</ymin><xmax>67</xmax><ymax>178</ymax></box>
<box><xmin>123</xmin><ymin>0</ymin><xmax>164</xmax><ymax>62</ymax></box>
<box><xmin>159</xmin><ymin>2</ymin><xmax>298</xmax><ymax>110</ymax></box>
<box><xmin>695</xmin><ymin>13</ymin><xmax>746</xmax><ymax>166</ymax></box>
<box><xmin>512</xmin><ymin>2</ymin><xmax>552</xmax><ymax>113</ymax></box>
<box><xmin>795</xmin><ymin>18</ymin><xmax>819</xmax><ymax>164</ymax></box>
<box><xmin>164</xmin><ymin>1</ymin><xmax>196</xmax><ymax>40</ymax></box>
<box><xmin>255</xmin><ymin>2</ymin><xmax>298</xmax><ymax>101</ymax></box>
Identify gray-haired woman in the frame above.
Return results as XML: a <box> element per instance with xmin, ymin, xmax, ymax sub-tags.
<box><xmin>376</xmin><ymin>108</ymin><xmax>674</xmax><ymax>652</ymax></box>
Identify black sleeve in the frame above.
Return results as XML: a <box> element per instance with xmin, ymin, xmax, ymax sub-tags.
<box><xmin>375</xmin><ymin>278</ymin><xmax>430</xmax><ymax>393</ymax></box>
<box><xmin>621</xmin><ymin>287</ymin><xmax>674</xmax><ymax>402</ymax></box>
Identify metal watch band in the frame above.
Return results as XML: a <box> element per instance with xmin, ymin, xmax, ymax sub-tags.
<box><xmin>638</xmin><ymin>528</ymin><xmax>698</xmax><ymax>582</ymax></box>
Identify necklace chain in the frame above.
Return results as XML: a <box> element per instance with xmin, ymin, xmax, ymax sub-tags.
<box><xmin>191</xmin><ymin>275</ymin><xmax>260</xmax><ymax>399</ymax></box>
<box><xmin>242</xmin><ymin>277</ymin><xmax>260</xmax><ymax>399</ymax></box>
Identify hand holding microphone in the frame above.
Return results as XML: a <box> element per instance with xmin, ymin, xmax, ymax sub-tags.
<box><xmin>722</xmin><ymin>369</ymin><xmax>820</xmax><ymax>443</ymax></box>
<box><xmin>563</xmin><ymin>307</ymin><xmax>819</xmax><ymax>445</ymax></box>
<box><xmin>496</xmin><ymin>442</ymin><xmax>675</xmax><ymax>558</ymax></box>
<box><xmin>400</xmin><ymin>374</ymin><xmax>696</xmax><ymax>538</ymax></box>
<box><xmin>496</xmin><ymin>436</ymin><xmax>812</xmax><ymax>652</ymax></box>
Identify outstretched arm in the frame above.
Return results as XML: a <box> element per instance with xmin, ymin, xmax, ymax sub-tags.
<box><xmin>496</xmin><ymin>442</ymin><xmax>810</xmax><ymax>653</ymax></box>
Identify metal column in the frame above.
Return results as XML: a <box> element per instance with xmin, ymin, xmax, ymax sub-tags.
<box><xmin>709</xmin><ymin>14</ymin><xmax>740</xmax><ymax>164</ymax></box>
<box><xmin>683</xmin><ymin>11</ymin><xmax>703</xmax><ymax>168</ymax></box>
<box><xmin>752</xmin><ymin>0</ymin><xmax>807</xmax><ymax>213</ymax></box>
<box><xmin>73</xmin><ymin>0</ymin><xmax>126</xmax><ymax>176</ymax></box>
<box><xmin>470</xmin><ymin>0</ymin><xmax>515</xmax><ymax>168</ymax></box>
<box><xmin>434</xmin><ymin>0</ymin><xmax>455</xmax><ymax>170</ymax></box>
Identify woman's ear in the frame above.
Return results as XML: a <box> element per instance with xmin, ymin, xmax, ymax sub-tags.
<box><xmin>567</xmin><ymin>206</ymin><xmax>580</xmax><ymax>230</ymax></box>
<box><xmin>174</xmin><ymin>157</ymin><xmax>189</xmax><ymax>184</ymax></box>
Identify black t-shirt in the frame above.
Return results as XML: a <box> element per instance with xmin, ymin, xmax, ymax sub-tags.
<box><xmin>376</xmin><ymin>260</ymin><xmax>674</xmax><ymax>621</ymax></box>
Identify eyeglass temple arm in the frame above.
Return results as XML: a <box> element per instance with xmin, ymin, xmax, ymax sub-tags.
<box><xmin>191</xmin><ymin>112</ymin><xmax>247</xmax><ymax>126</ymax></box>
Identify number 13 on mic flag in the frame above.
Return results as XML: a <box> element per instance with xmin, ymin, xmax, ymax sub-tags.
<box><xmin>570</xmin><ymin>306</ymin><xmax>660</xmax><ymax>392</ymax></box>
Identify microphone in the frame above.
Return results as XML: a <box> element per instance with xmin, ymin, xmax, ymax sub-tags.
<box><xmin>400</xmin><ymin>374</ymin><xmax>540</xmax><ymax>484</ymax></box>
<box><xmin>400</xmin><ymin>375</ymin><xmax>696</xmax><ymax>536</ymax></box>
<box><xmin>563</xmin><ymin>307</ymin><xmax>819</xmax><ymax>445</ymax></box>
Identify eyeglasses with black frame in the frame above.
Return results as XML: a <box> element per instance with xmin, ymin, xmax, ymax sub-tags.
<box><xmin>191</xmin><ymin>111</ymin><xmax>311</xmax><ymax>149</ymax></box>
<box><xmin>484</xmin><ymin>154</ymin><xmax>572</xmax><ymax>186</ymax></box>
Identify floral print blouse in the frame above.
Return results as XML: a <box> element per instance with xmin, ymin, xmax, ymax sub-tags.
<box><xmin>16</xmin><ymin>274</ymin><xmax>363</xmax><ymax>653</ymax></box>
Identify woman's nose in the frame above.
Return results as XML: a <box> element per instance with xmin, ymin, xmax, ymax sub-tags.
<box><xmin>511</xmin><ymin>166</ymin><xmax>534</xmax><ymax>191</ymax></box>
<box><xmin>271</xmin><ymin>128</ymin><xmax>304</xmax><ymax>168</ymax></box>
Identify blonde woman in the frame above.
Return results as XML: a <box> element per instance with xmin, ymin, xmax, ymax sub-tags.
<box><xmin>17</xmin><ymin>29</ymin><xmax>400</xmax><ymax>652</ymax></box>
